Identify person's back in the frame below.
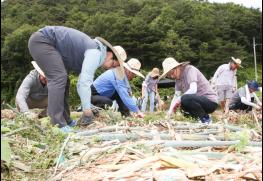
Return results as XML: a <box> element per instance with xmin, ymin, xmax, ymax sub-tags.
<box><xmin>93</xmin><ymin>69</ymin><xmax>116</xmax><ymax>97</ymax></box>
<box><xmin>178</xmin><ymin>65</ymin><xmax>218</xmax><ymax>103</ymax></box>
<box><xmin>39</xmin><ymin>26</ymin><xmax>98</xmax><ymax>73</ymax></box>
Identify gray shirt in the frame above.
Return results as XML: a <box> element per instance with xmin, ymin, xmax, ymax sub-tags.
<box><xmin>143</xmin><ymin>73</ymin><xmax>158</xmax><ymax>92</ymax></box>
<box><xmin>39</xmin><ymin>26</ymin><xmax>99</xmax><ymax>73</ymax></box>
<box><xmin>176</xmin><ymin>65</ymin><xmax>218</xmax><ymax>103</ymax></box>
<box><xmin>16</xmin><ymin>70</ymin><xmax>48</xmax><ymax>112</ymax></box>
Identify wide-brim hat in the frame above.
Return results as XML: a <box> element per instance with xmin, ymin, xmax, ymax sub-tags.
<box><xmin>31</xmin><ymin>61</ymin><xmax>45</xmax><ymax>77</ymax></box>
<box><xmin>159</xmin><ymin>57</ymin><xmax>189</xmax><ymax>79</ymax></box>
<box><xmin>123</xmin><ymin>58</ymin><xmax>145</xmax><ymax>78</ymax></box>
<box><xmin>96</xmin><ymin>37</ymin><xmax>127</xmax><ymax>64</ymax></box>
<box><xmin>96</xmin><ymin>37</ymin><xmax>127</xmax><ymax>80</ymax></box>
<box><xmin>150</xmin><ymin>68</ymin><xmax>160</xmax><ymax>77</ymax></box>
<box><xmin>231</xmin><ymin>57</ymin><xmax>243</xmax><ymax>68</ymax></box>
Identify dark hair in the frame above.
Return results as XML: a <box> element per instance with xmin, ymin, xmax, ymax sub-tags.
<box><xmin>108</xmin><ymin>49</ymin><xmax>118</xmax><ymax>61</ymax></box>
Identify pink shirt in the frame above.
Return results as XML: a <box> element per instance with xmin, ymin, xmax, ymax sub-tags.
<box><xmin>175</xmin><ymin>65</ymin><xmax>218</xmax><ymax>103</ymax></box>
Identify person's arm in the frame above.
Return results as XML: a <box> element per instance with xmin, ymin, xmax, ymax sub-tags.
<box><xmin>252</xmin><ymin>92</ymin><xmax>262</xmax><ymax>107</ymax></box>
<box><xmin>16</xmin><ymin>73</ymin><xmax>35</xmax><ymax>113</ymax></box>
<box><xmin>77</xmin><ymin>49</ymin><xmax>101</xmax><ymax>112</ymax></box>
<box><xmin>232</xmin><ymin>71</ymin><xmax>237</xmax><ymax>92</ymax></box>
<box><xmin>240</xmin><ymin>96</ymin><xmax>260</xmax><ymax>108</ymax></box>
<box><xmin>167</xmin><ymin>93</ymin><xmax>180</xmax><ymax>116</ymax></box>
<box><xmin>212</xmin><ymin>66</ymin><xmax>223</xmax><ymax>84</ymax></box>
<box><xmin>167</xmin><ymin>82</ymin><xmax>197</xmax><ymax>115</ymax></box>
<box><xmin>114</xmin><ymin>79</ymin><xmax>139</xmax><ymax>113</ymax></box>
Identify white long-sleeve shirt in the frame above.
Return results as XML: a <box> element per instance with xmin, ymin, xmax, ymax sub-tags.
<box><xmin>229</xmin><ymin>85</ymin><xmax>262</xmax><ymax>108</ymax></box>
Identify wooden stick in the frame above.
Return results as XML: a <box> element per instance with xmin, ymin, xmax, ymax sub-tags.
<box><xmin>85</xmin><ymin>132</ymin><xmax>225</xmax><ymax>142</ymax></box>
<box><xmin>252</xmin><ymin>109</ymin><xmax>261</xmax><ymax>129</ymax></box>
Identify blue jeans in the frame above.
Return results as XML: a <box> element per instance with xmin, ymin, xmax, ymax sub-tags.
<box><xmin>141</xmin><ymin>90</ymin><xmax>155</xmax><ymax>112</ymax></box>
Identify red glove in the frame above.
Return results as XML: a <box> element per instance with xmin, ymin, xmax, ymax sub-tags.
<box><xmin>173</xmin><ymin>102</ymin><xmax>181</xmax><ymax>112</ymax></box>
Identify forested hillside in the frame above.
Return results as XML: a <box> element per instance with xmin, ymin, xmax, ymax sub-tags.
<box><xmin>1</xmin><ymin>0</ymin><xmax>262</xmax><ymax>104</ymax></box>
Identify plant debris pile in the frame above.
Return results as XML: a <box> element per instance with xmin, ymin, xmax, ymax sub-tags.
<box><xmin>1</xmin><ymin>109</ymin><xmax>262</xmax><ymax>181</ymax></box>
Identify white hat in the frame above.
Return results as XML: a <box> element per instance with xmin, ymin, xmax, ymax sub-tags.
<box><xmin>231</xmin><ymin>57</ymin><xmax>243</xmax><ymax>68</ymax></box>
<box><xmin>96</xmin><ymin>37</ymin><xmax>127</xmax><ymax>80</ymax></box>
<box><xmin>96</xmin><ymin>37</ymin><xmax>127</xmax><ymax>63</ymax></box>
<box><xmin>159</xmin><ymin>57</ymin><xmax>189</xmax><ymax>79</ymax></box>
<box><xmin>150</xmin><ymin>68</ymin><xmax>160</xmax><ymax>77</ymax></box>
<box><xmin>31</xmin><ymin>61</ymin><xmax>45</xmax><ymax>77</ymax></box>
<box><xmin>123</xmin><ymin>58</ymin><xmax>145</xmax><ymax>78</ymax></box>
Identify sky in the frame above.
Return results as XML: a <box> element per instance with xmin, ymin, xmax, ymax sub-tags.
<box><xmin>207</xmin><ymin>0</ymin><xmax>262</xmax><ymax>10</ymax></box>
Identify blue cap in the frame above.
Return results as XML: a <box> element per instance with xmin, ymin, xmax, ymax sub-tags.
<box><xmin>247</xmin><ymin>80</ymin><xmax>259</xmax><ymax>91</ymax></box>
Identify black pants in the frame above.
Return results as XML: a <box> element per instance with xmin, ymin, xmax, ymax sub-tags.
<box><xmin>229</xmin><ymin>97</ymin><xmax>254</xmax><ymax>112</ymax></box>
<box><xmin>180</xmin><ymin>94</ymin><xmax>218</xmax><ymax>119</ymax></box>
<box><xmin>90</xmin><ymin>85</ymin><xmax>130</xmax><ymax>116</ymax></box>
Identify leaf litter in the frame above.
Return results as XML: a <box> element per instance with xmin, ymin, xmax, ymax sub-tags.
<box><xmin>1</xmin><ymin>108</ymin><xmax>262</xmax><ymax>181</ymax></box>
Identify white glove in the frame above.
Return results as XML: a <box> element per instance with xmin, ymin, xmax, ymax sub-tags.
<box><xmin>24</xmin><ymin>111</ymin><xmax>38</xmax><ymax>119</ymax></box>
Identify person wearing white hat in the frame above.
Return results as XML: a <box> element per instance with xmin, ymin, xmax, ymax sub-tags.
<box><xmin>15</xmin><ymin>61</ymin><xmax>48</xmax><ymax>119</ymax></box>
<box><xmin>90</xmin><ymin>58</ymin><xmax>145</xmax><ymax>118</ymax></box>
<box><xmin>28</xmin><ymin>26</ymin><xmax>127</xmax><ymax>133</ymax></box>
<box><xmin>141</xmin><ymin>68</ymin><xmax>160</xmax><ymax>112</ymax></box>
<box><xmin>160</xmin><ymin>57</ymin><xmax>218</xmax><ymax>124</ymax></box>
<box><xmin>212</xmin><ymin>57</ymin><xmax>242</xmax><ymax>114</ymax></box>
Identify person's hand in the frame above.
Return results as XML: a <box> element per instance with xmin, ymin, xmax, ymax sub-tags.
<box><xmin>135</xmin><ymin>112</ymin><xmax>144</xmax><ymax>118</ymax></box>
<box><xmin>24</xmin><ymin>111</ymin><xmax>38</xmax><ymax>119</ymax></box>
<box><xmin>255</xmin><ymin>105</ymin><xmax>261</xmax><ymax>110</ymax></box>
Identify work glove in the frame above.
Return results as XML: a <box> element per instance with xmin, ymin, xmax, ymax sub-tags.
<box><xmin>24</xmin><ymin>111</ymin><xmax>38</xmax><ymax>119</ymax></box>
<box><xmin>80</xmin><ymin>114</ymin><xmax>93</xmax><ymax>126</ymax></box>
<box><xmin>173</xmin><ymin>102</ymin><xmax>181</xmax><ymax>112</ymax></box>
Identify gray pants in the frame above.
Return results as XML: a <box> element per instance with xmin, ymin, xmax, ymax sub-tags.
<box><xmin>28</xmin><ymin>32</ymin><xmax>71</xmax><ymax>127</ymax></box>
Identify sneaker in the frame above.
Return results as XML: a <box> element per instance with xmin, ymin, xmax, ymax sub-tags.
<box><xmin>199</xmin><ymin>115</ymin><xmax>212</xmax><ymax>124</ymax></box>
<box><xmin>60</xmin><ymin>125</ymin><xmax>73</xmax><ymax>133</ymax></box>
<box><xmin>68</xmin><ymin>120</ymin><xmax>77</xmax><ymax>127</ymax></box>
